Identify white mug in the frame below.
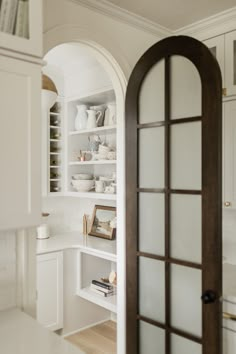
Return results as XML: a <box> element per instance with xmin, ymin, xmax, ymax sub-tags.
<box><xmin>95</xmin><ymin>180</ymin><xmax>105</xmax><ymax>193</ymax></box>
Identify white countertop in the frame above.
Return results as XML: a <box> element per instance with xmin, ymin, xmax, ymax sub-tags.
<box><xmin>0</xmin><ymin>308</ymin><xmax>84</xmax><ymax>354</ymax></box>
<box><xmin>36</xmin><ymin>231</ymin><xmax>116</xmax><ymax>261</ymax></box>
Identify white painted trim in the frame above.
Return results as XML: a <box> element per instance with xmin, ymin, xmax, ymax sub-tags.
<box><xmin>68</xmin><ymin>0</ymin><xmax>171</xmax><ymax>38</ymax></box>
<box><xmin>68</xmin><ymin>0</ymin><xmax>236</xmax><ymax>42</ymax></box>
<box><xmin>174</xmin><ymin>7</ymin><xmax>236</xmax><ymax>40</ymax></box>
<box><xmin>62</xmin><ymin>318</ymin><xmax>110</xmax><ymax>337</ymax></box>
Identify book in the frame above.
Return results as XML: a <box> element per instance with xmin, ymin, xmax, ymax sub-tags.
<box><xmin>0</xmin><ymin>0</ymin><xmax>19</xmax><ymax>34</ymax></box>
<box><xmin>91</xmin><ymin>283</ymin><xmax>116</xmax><ymax>294</ymax></box>
<box><xmin>90</xmin><ymin>286</ymin><xmax>115</xmax><ymax>297</ymax></box>
<box><xmin>14</xmin><ymin>0</ymin><xmax>28</xmax><ymax>38</ymax></box>
<box><xmin>91</xmin><ymin>279</ymin><xmax>113</xmax><ymax>290</ymax></box>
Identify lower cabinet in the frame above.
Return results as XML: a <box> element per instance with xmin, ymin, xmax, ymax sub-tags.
<box><xmin>223</xmin><ymin>100</ymin><xmax>236</xmax><ymax>209</ymax></box>
<box><xmin>36</xmin><ymin>251</ymin><xmax>63</xmax><ymax>331</ymax></box>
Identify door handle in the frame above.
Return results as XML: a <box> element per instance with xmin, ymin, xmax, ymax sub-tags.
<box><xmin>201</xmin><ymin>290</ymin><xmax>217</xmax><ymax>304</ymax></box>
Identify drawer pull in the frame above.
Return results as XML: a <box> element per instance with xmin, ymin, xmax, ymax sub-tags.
<box><xmin>223</xmin><ymin>312</ymin><xmax>236</xmax><ymax>321</ymax></box>
<box><xmin>224</xmin><ymin>201</ymin><xmax>231</xmax><ymax>207</ymax></box>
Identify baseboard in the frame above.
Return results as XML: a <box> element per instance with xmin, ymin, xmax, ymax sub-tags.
<box><xmin>62</xmin><ymin>318</ymin><xmax>111</xmax><ymax>338</ymax></box>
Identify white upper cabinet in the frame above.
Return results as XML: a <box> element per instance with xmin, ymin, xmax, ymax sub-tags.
<box><xmin>225</xmin><ymin>31</ymin><xmax>236</xmax><ymax>97</ymax></box>
<box><xmin>204</xmin><ymin>30</ymin><xmax>236</xmax><ymax>97</ymax></box>
<box><xmin>0</xmin><ymin>55</ymin><xmax>41</xmax><ymax>230</ymax></box>
<box><xmin>204</xmin><ymin>35</ymin><xmax>225</xmax><ymax>90</ymax></box>
<box><xmin>0</xmin><ymin>0</ymin><xmax>42</xmax><ymax>57</ymax></box>
<box><xmin>223</xmin><ymin>100</ymin><xmax>236</xmax><ymax>209</ymax></box>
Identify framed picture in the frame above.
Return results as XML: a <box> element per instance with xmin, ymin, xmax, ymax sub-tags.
<box><xmin>88</xmin><ymin>205</ymin><xmax>116</xmax><ymax>240</ymax></box>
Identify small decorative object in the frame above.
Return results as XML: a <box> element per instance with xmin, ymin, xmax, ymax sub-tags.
<box><xmin>75</xmin><ymin>104</ymin><xmax>88</xmax><ymax>130</ymax></box>
<box><xmin>107</xmin><ymin>151</ymin><xmax>116</xmax><ymax>160</ymax></box>
<box><xmin>88</xmin><ymin>135</ymin><xmax>100</xmax><ymax>152</ymax></box>
<box><xmin>86</xmin><ymin>109</ymin><xmax>102</xmax><ymax>129</ymax></box>
<box><xmin>95</xmin><ymin>180</ymin><xmax>105</xmax><ymax>193</ymax></box>
<box><xmin>89</xmin><ymin>205</ymin><xmax>116</xmax><ymax>240</ymax></box>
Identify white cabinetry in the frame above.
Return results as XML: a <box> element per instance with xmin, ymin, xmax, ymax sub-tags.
<box><xmin>223</xmin><ymin>328</ymin><xmax>236</xmax><ymax>354</ymax></box>
<box><xmin>0</xmin><ymin>56</ymin><xmax>41</xmax><ymax>230</ymax></box>
<box><xmin>0</xmin><ymin>1</ymin><xmax>42</xmax><ymax>57</ymax></box>
<box><xmin>37</xmin><ymin>252</ymin><xmax>63</xmax><ymax>331</ymax></box>
<box><xmin>223</xmin><ymin>100</ymin><xmax>236</xmax><ymax>209</ymax></box>
<box><xmin>204</xmin><ymin>30</ymin><xmax>236</xmax><ymax>96</ymax></box>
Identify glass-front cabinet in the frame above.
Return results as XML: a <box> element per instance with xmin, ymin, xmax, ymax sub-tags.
<box><xmin>0</xmin><ymin>0</ymin><xmax>42</xmax><ymax>57</ymax></box>
<box><xmin>204</xmin><ymin>30</ymin><xmax>236</xmax><ymax>97</ymax></box>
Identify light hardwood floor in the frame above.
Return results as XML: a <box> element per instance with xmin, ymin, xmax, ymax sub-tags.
<box><xmin>66</xmin><ymin>320</ymin><xmax>117</xmax><ymax>354</ymax></box>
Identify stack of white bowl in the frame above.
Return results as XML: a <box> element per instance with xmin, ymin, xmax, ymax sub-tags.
<box><xmin>71</xmin><ymin>173</ymin><xmax>94</xmax><ymax>192</ymax></box>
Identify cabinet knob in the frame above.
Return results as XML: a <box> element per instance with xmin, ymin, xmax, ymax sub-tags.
<box><xmin>224</xmin><ymin>201</ymin><xmax>231</xmax><ymax>207</ymax></box>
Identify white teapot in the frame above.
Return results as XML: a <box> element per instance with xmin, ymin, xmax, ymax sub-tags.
<box><xmin>86</xmin><ymin>109</ymin><xmax>102</xmax><ymax>129</ymax></box>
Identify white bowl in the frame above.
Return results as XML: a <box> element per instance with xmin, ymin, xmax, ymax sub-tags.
<box><xmin>71</xmin><ymin>179</ymin><xmax>95</xmax><ymax>192</ymax></box>
<box><xmin>72</xmin><ymin>173</ymin><xmax>93</xmax><ymax>180</ymax></box>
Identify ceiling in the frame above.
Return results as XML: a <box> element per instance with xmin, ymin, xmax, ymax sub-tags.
<box><xmin>105</xmin><ymin>0</ymin><xmax>236</xmax><ymax>30</ymax></box>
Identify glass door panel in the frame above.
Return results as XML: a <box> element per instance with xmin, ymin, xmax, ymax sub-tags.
<box><xmin>170</xmin><ymin>122</ymin><xmax>202</xmax><ymax>190</ymax></box>
<box><xmin>139</xmin><ymin>192</ymin><xmax>165</xmax><ymax>256</ymax></box>
<box><xmin>139</xmin><ymin>127</ymin><xmax>165</xmax><ymax>188</ymax></box>
<box><xmin>170</xmin><ymin>56</ymin><xmax>202</xmax><ymax>119</ymax></box>
<box><xmin>139</xmin><ymin>257</ymin><xmax>165</xmax><ymax>323</ymax></box>
<box><xmin>171</xmin><ymin>334</ymin><xmax>202</xmax><ymax>354</ymax></box>
<box><xmin>170</xmin><ymin>194</ymin><xmax>202</xmax><ymax>263</ymax></box>
<box><xmin>139</xmin><ymin>59</ymin><xmax>165</xmax><ymax>124</ymax></box>
<box><xmin>171</xmin><ymin>264</ymin><xmax>202</xmax><ymax>337</ymax></box>
<box><xmin>139</xmin><ymin>321</ymin><xmax>165</xmax><ymax>354</ymax></box>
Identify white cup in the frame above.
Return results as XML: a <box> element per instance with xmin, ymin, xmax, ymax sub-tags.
<box><xmin>95</xmin><ymin>180</ymin><xmax>105</xmax><ymax>193</ymax></box>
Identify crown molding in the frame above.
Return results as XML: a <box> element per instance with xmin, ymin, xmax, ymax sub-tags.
<box><xmin>174</xmin><ymin>6</ymin><xmax>236</xmax><ymax>40</ymax></box>
<box><xmin>68</xmin><ymin>0</ymin><xmax>171</xmax><ymax>38</ymax></box>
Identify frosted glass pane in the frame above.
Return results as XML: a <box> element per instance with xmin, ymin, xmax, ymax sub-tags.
<box><xmin>170</xmin><ymin>194</ymin><xmax>202</xmax><ymax>263</ymax></box>
<box><xmin>139</xmin><ymin>193</ymin><xmax>165</xmax><ymax>256</ymax></box>
<box><xmin>139</xmin><ymin>257</ymin><xmax>165</xmax><ymax>323</ymax></box>
<box><xmin>170</xmin><ymin>55</ymin><xmax>202</xmax><ymax>119</ymax></box>
<box><xmin>171</xmin><ymin>122</ymin><xmax>201</xmax><ymax>190</ymax></box>
<box><xmin>139</xmin><ymin>59</ymin><xmax>165</xmax><ymax>124</ymax></box>
<box><xmin>139</xmin><ymin>321</ymin><xmax>165</xmax><ymax>354</ymax></box>
<box><xmin>139</xmin><ymin>127</ymin><xmax>165</xmax><ymax>188</ymax></box>
<box><xmin>171</xmin><ymin>264</ymin><xmax>202</xmax><ymax>337</ymax></box>
<box><xmin>171</xmin><ymin>334</ymin><xmax>202</xmax><ymax>354</ymax></box>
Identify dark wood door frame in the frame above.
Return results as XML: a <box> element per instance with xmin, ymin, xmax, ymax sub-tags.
<box><xmin>126</xmin><ymin>36</ymin><xmax>222</xmax><ymax>354</ymax></box>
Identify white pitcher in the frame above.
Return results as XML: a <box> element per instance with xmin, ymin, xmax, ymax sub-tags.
<box><xmin>86</xmin><ymin>109</ymin><xmax>102</xmax><ymax>129</ymax></box>
<box><xmin>104</xmin><ymin>103</ymin><xmax>116</xmax><ymax>126</ymax></box>
<box><xmin>75</xmin><ymin>105</ymin><xmax>88</xmax><ymax>130</ymax></box>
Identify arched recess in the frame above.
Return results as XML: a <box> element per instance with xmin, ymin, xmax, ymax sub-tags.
<box><xmin>126</xmin><ymin>36</ymin><xmax>222</xmax><ymax>354</ymax></box>
<box><xmin>43</xmin><ymin>25</ymin><xmax>128</xmax><ymax>354</ymax></box>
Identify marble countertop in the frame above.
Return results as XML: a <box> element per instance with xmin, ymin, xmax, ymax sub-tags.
<box><xmin>36</xmin><ymin>231</ymin><xmax>116</xmax><ymax>260</ymax></box>
<box><xmin>0</xmin><ymin>308</ymin><xmax>84</xmax><ymax>354</ymax></box>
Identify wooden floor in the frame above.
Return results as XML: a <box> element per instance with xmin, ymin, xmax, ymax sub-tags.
<box><xmin>66</xmin><ymin>320</ymin><xmax>117</xmax><ymax>354</ymax></box>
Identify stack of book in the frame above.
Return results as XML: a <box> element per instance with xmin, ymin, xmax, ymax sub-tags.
<box><xmin>90</xmin><ymin>280</ymin><xmax>116</xmax><ymax>297</ymax></box>
<box><xmin>0</xmin><ymin>0</ymin><xmax>29</xmax><ymax>38</ymax></box>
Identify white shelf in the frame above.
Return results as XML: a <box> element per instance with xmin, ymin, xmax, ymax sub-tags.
<box><xmin>67</xmin><ymin>191</ymin><xmax>116</xmax><ymax>200</ymax></box>
<box><xmin>50</xmin><ymin>152</ymin><xmax>60</xmax><ymax>155</ymax></box>
<box><xmin>50</xmin><ymin>139</ymin><xmax>61</xmax><ymax>142</ymax></box>
<box><xmin>50</xmin><ymin>166</ymin><xmax>61</xmax><ymax>168</ymax></box>
<box><xmin>69</xmin><ymin>125</ymin><xmax>116</xmax><ymax>136</ymax></box>
<box><xmin>50</xmin><ymin>179</ymin><xmax>61</xmax><ymax>182</ymax></box>
<box><xmin>69</xmin><ymin>160</ymin><xmax>116</xmax><ymax>166</ymax></box>
<box><xmin>77</xmin><ymin>287</ymin><xmax>117</xmax><ymax>313</ymax></box>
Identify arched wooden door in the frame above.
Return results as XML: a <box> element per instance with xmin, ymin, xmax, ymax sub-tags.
<box><xmin>125</xmin><ymin>36</ymin><xmax>222</xmax><ymax>354</ymax></box>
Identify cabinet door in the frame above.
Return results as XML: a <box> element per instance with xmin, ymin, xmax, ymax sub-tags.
<box><xmin>0</xmin><ymin>0</ymin><xmax>42</xmax><ymax>57</ymax></box>
<box><xmin>204</xmin><ymin>35</ymin><xmax>225</xmax><ymax>90</ymax></box>
<box><xmin>223</xmin><ymin>328</ymin><xmax>236</xmax><ymax>354</ymax></box>
<box><xmin>0</xmin><ymin>56</ymin><xmax>41</xmax><ymax>230</ymax></box>
<box><xmin>223</xmin><ymin>101</ymin><xmax>236</xmax><ymax>209</ymax></box>
<box><xmin>225</xmin><ymin>31</ymin><xmax>236</xmax><ymax>97</ymax></box>
<box><xmin>37</xmin><ymin>252</ymin><xmax>63</xmax><ymax>331</ymax></box>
